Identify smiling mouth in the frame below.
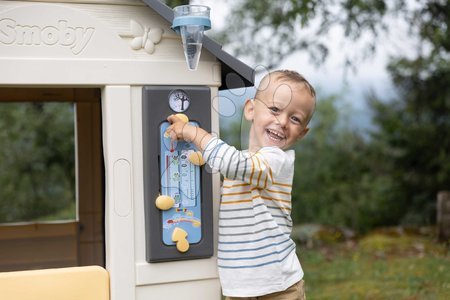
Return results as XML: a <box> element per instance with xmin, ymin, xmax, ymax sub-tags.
<box><xmin>265</xmin><ymin>128</ymin><xmax>285</xmax><ymax>141</ymax></box>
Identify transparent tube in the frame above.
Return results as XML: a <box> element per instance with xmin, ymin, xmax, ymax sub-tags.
<box><xmin>173</xmin><ymin>5</ymin><xmax>210</xmax><ymax>71</ymax></box>
<box><xmin>180</xmin><ymin>25</ymin><xmax>204</xmax><ymax>71</ymax></box>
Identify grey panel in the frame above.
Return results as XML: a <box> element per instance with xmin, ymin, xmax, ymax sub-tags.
<box><xmin>142</xmin><ymin>86</ymin><xmax>213</xmax><ymax>262</ymax></box>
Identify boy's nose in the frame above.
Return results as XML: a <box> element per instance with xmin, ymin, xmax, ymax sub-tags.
<box><xmin>276</xmin><ymin>114</ymin><xmax>289</xmax><ymax>128</ymax></box>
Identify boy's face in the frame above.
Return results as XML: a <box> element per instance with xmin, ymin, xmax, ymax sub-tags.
<box><xmin>244</xmin><ymin>78</ymin><xmax>315</xmax><ymax>152</ymax></box>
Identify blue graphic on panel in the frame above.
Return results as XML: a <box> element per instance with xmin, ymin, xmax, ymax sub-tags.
<box><xmin>160</xmin><ymin>122</ymin><xmax>202</xmax><ymax>245</ymax></box>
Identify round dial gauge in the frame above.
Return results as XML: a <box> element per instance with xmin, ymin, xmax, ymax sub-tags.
<box><xmin>168</xmin><ymin>89</ymin><xmax>190</xmax><ymax>112</ymax></box>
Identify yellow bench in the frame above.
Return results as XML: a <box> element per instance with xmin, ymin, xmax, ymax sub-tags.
<box><xmin>0</xmin><ymin>266</ymin><xmax>109</xmax><ymax>300</ymax></box>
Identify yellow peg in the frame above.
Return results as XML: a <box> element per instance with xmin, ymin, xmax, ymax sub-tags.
<box><xmin>175</xmin><ymin>113</ymin><xmax>189</xmax><ymax>123</ymax></box>
<box><xmin>172</xmin><ymin>227</ymin><xmax>190</xmax><ymax>253</ymax></box>
<box><xmin>155</xmin><ymin>195</ymin><xmax>175</xmax><ymax>210</ymax></box>
<box><xmin>188</xmin><ymin>150</ymin><xmax>205</xmax><ymax>166</ymax></box>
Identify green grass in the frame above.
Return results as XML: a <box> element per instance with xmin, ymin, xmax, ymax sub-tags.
<box><xmin>300</xmin><ymin>230</ymin><xmax>450</xmax><ymax>299</ymax></box>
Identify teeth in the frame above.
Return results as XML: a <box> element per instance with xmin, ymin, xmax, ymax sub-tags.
<box><xmin>266</xmin><ymin>129</ymin><xmax>285</xmax><ymax>140</ymax></box>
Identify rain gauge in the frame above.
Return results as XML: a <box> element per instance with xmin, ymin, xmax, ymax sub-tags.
<box><xmin>172</xmin><ymin>5</ymin><xmax>211</xmax><ymax>71</ymax></box>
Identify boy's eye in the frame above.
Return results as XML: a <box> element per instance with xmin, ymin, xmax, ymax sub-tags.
<box><xmin>291</xmin><ymin>116</ymin><xmax>301</xmax><ymax>125</ymax></box>
<box><xmin>269</xmin><ymin>107</ymin><xmax>279</xmax><ymax>113</ymax></box>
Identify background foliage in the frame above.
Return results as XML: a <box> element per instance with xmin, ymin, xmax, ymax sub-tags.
<box><xmin>218</xmin><ymin>0</ymin><xmax>450</xmax><ymax>233</ymax></box>
<box><xmin>0</xmin><ymin>103</ymin><xmax>75</xmax><ymax>223</ymax></box>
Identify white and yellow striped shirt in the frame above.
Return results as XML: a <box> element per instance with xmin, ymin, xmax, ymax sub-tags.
<box><xmin>203</xmin><ymin>137</ymin><xmax>303</xmax><ymax>297</ymax></box>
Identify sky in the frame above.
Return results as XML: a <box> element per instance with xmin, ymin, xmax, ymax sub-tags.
<box><xmin>190</xmin><ymin>0</ymin><xmax>406</xmax><ymax>130</ymax></box>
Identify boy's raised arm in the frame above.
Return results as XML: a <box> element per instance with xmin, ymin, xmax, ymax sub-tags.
<box><xmin>166</xmin><ymin>114</ymin><xmax>291</xmax><ymax>188</ymax></box>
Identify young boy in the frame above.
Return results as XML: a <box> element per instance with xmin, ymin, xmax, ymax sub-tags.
<box><xmin>166</xmin><ymin>70</ymin><xmax>316</xmax><ymax>299</ymax></box>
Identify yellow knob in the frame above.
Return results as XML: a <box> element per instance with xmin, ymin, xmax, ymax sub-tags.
<box><xmin>175</xmin><ymin>113</ymin><xmax>189</xmax><ymax>123</ymax></box>
<box><xmin>176</xmin><ymin>239</ymin><xmax>190</xmax><ymax>253</ymax></box>
<box><xmin>188</xmin><ymin>150</ymin><xmax>205</xmax><ymax>166</ymax></box>
<box><xmin>155</xmin><ymin>195</ymin><xmax>175</xmax><ymax>210</ymax></box>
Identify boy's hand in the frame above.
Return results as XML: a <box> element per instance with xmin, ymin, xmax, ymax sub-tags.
<box><xmin>166</xmin><ymin>114</ymin><xmax>193</xmax><ymax>142</ymax></box>
<box><xmin>166</xmin><ymin>114</ymin><xmax>212</xmax><ymax>151</ymax></box>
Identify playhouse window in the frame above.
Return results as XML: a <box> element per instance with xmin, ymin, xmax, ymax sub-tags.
<box><xmin>0</xmin><ymin>102</ymin><xmax>76</xmax><ymax>223</ymax></box>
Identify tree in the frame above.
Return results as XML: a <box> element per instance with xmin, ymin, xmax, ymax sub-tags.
<box><xmin>0</xmin><ymin>103</ymin><xmax>75</xmax><ymax>223</ymax></box>
<box><xmin>368</xmin><ymin>1</ymin><xmax>450</xmax><ymax>225</ymax></box>
<box><xmin>217</xmin><ymin>0</ymin><xmax>450</xmax><ymax>230</ymax></box>
<box><xmin>291</xmin><ymin>95</ymin><xmax>398</xmax><ymax>232</ymax></box>
<box><xmin>216</xmin><ymin>0</ymin><xmax>399</xmax><ymax>70</ymax></box>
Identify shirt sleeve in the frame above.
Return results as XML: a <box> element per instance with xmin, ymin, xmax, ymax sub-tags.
<box><xmin>202</xmin><ymin>137</ymin><xmax>294</xmax><ymax>188</ymax></box>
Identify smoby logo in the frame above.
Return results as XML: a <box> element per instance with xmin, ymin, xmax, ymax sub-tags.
<box><xmin>0</xmin><ymin>18</ymin><xmax>95</xmax><ymax>55</ymax></box>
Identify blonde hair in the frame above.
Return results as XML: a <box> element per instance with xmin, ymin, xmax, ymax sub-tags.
<box><xmin>256</xmin><ymin>70</ymin><xmax>316</xmax><ymax>98</ymax></box>
<box><xmin>255</xmin><ymin>70</ymin><xmax>316</xmax><ymax>123</ymax></box>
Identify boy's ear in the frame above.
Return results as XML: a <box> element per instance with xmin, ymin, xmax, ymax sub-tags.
<box><xmin>243</xmin><ymin>99</ymin><xmax>255</xmax><ymax>121</ymax></box>
<box><xmin>297</xmin><ymin>127</ymin><xmax>310</xmax><ymax>141</ymax></box>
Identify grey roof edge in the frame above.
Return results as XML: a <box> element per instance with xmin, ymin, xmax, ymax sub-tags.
<box><xmin>142</xmin><ymin>0</ymin><xmax>255</xmax><ymax>90</ymax></box>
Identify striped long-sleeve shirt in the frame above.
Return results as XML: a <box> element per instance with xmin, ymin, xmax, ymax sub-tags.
<box><xmin>202</xmin><ymin>137</ymin><xmax>303</xmax><ymax>297</ymax></box>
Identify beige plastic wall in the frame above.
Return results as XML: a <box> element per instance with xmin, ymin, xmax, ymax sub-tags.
<box><xmin>0</xmin><ymin>1</ymin><xmax>221</xmax><ymax>299</ymax></box>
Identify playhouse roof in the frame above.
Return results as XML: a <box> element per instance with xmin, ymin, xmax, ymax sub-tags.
<box><xmin>142</xmin><ymin>0</ymin><xmax>254</xmax><ymax>90</ymax></box>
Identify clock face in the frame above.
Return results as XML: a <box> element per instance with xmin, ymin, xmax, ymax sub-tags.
<box><xmin>168</xmin><ymin>89</ymin><xmax>190</xmax><ymax>112</ymax></box>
